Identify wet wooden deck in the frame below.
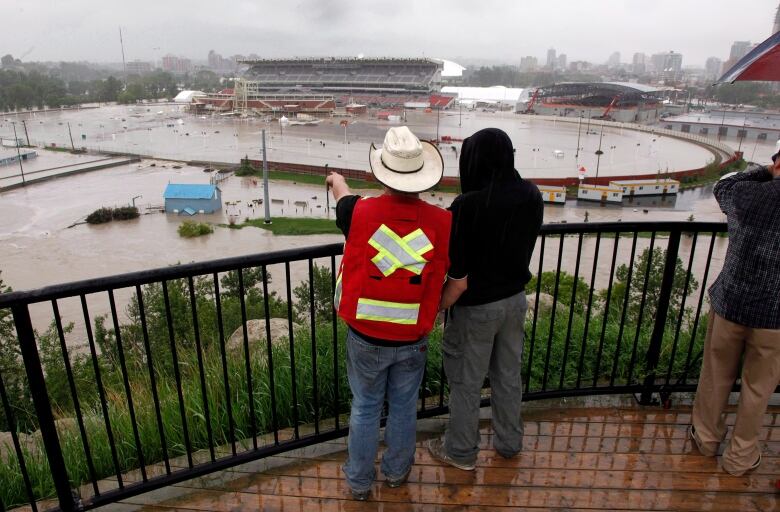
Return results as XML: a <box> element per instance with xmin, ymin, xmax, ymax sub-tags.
<box><xmin>106</xmin><ymin>404</ymin><xmax>779</xmax><ymax>511</ymax></box>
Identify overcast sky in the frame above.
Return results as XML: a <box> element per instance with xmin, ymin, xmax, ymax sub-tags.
<box><xmin>4</xmin><ymin>0</ymin><xmax>778</xmax><ymax>67</ymax></box>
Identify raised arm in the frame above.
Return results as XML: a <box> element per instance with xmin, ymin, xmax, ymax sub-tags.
<box><xmin>713</xmin><ymin>164</ymin><xmax>772</xmax><ymax>216</ymax></box>
<box><xmin>326</xmin><ymin>172</ymin><xmax>353</xmax><ymax>202</ymax></box>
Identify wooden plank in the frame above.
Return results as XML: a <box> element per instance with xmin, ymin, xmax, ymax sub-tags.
<box><xmin>177</xmin><ymin>473</ymin><xmax>776</xmax><ymax>512</ymax></box>
<box><xmin>270</xmin><ymin>449</ymin><xmax>779</xmax><ymax>476</ymax></box>
<box><xmin>258</xmin><ymin>459</ymin><xmax>776</xmax><ymax>494</ymax></box>
<box><xmin>522</xmin><ymin>408</ymin><xmax>780</xmax><ymax>427</ymax></box>
<box><xmin>482</xmin><ymin>421</ymin><xmax>779</xmax><ymax>441</ymax></box>
<box><xmin>122</xmin><ymin>490</ymin><xmax>654</xmax><ymax>511</ymax></box>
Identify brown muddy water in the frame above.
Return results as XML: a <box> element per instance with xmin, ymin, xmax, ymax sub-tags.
<box><xmin>0</xmin><ymin>154</ymin><xmax>727</xmax><ymax>350</ymax></box>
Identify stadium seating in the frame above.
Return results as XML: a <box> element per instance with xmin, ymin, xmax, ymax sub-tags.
<box><xmin>243</xmin><ymin>58</ymin><xmax>441</xmax><ymax>94</ymax></box>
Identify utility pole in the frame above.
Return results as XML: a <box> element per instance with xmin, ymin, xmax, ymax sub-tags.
<box><xmin>119</xmin><ymin>26</ymin><xmax>127</xmax><ymax>85</ymax></box>
<box><xmin>21</xmin><ymin>120</ymin><xmax>30</xmax><ymax>146</ymax></box>
<box><xmin>586</xmin><ymin>110</ymin><xmax>592</xmax><ymax>135</ymax></box>
<box><xmin>575</xmin><ymin>114</ymin><xmax>583</xmax><ymax>159</ymax></box>
<box><xmin>595</xmin><ymin>122</ymin><xmax>605</xmax><ymax>180</ymax></box>
<box><xmin>737</xmin><ymin>116</ymin><xmax>747</xmax><ymax>153</ymax></box>
<box><xmin>436</xmin><ymin>106</ymin><xmax>441</xmax><ymax>142</ymax></box>
<box><xmin>262</xmin><ymin>129</ymin><xmax>271</xmax><ymax>224</ymax></box>
<box><xmin>11</xmin><ymin>122</ymin><xmax>26</xmax><ymax>185</ymax></box>
<box><xmin>67</xmin><ymin>122</ymin><xmax>76</xmax><ymax>151</ymax></box>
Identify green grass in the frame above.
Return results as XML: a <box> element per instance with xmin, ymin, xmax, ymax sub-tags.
<box><xmin>227</xmin><ymin>217</ymin><xmax>341</xmax><ymax>236</ymax></box>
<box><xmin>0</xmin><ymin>260</ymin><xmax>708</xmax><ymax>508</ymax></box>
<box><xmin>236</xmin><ymin>167</ymin><xmax>383</xmax><ymax>190</ymax></box>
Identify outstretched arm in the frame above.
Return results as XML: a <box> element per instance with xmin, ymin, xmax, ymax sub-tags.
<box><xmin>326</xmin><ymin>172</ymin><xmax>352</xmax><ymax>202</ymax></box>
<box><xmin>713</xmin><ymin>164</ymin><xmax>772</xmax><ymax>216</ymax></box>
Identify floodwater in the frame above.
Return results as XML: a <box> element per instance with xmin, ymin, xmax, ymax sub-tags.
<box><xmin>1</xmin><ymin>104</ymin><xmax>724</xmax><ymax>179</ymax></box>
<box><xmin>0</xmin><ymin>103</ymin><xmax>739</xmax><ymax>341</ymax></box>
<box><xmin>0</xmin><ymin>152</ymin><xmax>729</xmax><ymax>342</ymax></box>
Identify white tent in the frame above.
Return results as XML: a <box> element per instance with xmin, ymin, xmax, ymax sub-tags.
<box><xmin>173</xmin><ymin>90</ymin><xmax>207</xmax><ymax>103</ymax></box>
<box><xmin>441</xmin><ymin>86</ymin><xmax>525</xmax><ymax>106</ymax></box>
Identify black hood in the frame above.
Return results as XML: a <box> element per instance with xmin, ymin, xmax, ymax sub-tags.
<box><xmin>459</xmin><ymin>128</ymin><xmax>519</xmax><ymax>194</ymax></box>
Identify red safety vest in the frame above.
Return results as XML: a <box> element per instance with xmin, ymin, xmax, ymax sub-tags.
<box><xmin>335</xmin><ymin>194</ymin><xmax>451</xmax><ymax>341</ymax></box>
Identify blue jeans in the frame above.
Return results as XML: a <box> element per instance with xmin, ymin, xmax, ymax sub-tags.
<box><xmin>342</xmin><ymin>328</ymin><xmax>428</xmax><ymax>492</ymax></box>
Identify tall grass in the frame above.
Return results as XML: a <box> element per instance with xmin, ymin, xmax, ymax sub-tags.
<box><xmin>0</xmin><ymin>257</ymin><xmax>706</xmax><ymax>508</ymax></box>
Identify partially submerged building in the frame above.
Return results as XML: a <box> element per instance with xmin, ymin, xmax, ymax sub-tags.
<box><xmin>610</xmin><ymin>178</ymin><xmax>680</xmax><ymax>196</ymax></box>
<box><xmin>577</xmin><ymin>183</ymin><xmax>623</xmax><ymax>203</ymax></box>
<box><xmin>163</xmin><ymin>184</ymin><xmax>222</xmax><ymax>215</ymax></box>
<box><xmin>538</xmin><ymin>185</ymin><xmax>567</xmax><ymax>204</ymax></box>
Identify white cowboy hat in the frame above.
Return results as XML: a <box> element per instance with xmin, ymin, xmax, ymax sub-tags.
<box><xmin>369</xmin><ymin>126</ymin><xmax>443</xmax><ymax>193</ymax></box>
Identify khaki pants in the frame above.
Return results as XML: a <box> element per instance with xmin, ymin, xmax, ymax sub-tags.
<box><xmin>691</xmin><ymin>311</ymin><xmax>780</xmax><ymax>474</ymax></box>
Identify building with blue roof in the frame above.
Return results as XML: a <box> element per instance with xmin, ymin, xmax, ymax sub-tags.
<box><xmin>163</xmin><ymin>184</ymin><xmax>222</xmax><ymax>215</ymax></box>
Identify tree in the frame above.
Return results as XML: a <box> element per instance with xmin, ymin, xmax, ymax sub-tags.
<box><xmin>526</xmin><ymin>270</ymin><xmax>591</xmax><ymax>311</ymax></box>
<box><xmin>1</xmin><ymin>54</ymin><xmax>14</xmax><ymax>67</ymax></box>
<box><xmin>293</xmin><ymin>263</ymin><xmax>334</xmax><ymax>323</ymax></box>
<box><xmin>602</xmin><ymin>247</ymin><xmax>698</xmax><ymax>328</ymax></box>
<box><xmin>98</xmin><ymin>76</ymin><xmax>122</xmax><ymax>102</ymax></box>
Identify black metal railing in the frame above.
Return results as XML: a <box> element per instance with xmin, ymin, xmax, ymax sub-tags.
<box><xmin>0</xmin><ymin>221</ymin><xmax>744</xmax><ymax>511</ymax></box>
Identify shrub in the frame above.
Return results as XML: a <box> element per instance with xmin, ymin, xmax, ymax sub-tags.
<box><xmin>178</xmin><ymin>221</ymin><xmax>213</xmax><ymax>238</ymax></box>
<box><xmin>112</xmin><ymin>206</ymin><xmax>139</xmax><ymax>220</ymax></box>
<box><xmin>85</xmin><ymin>207</ymin><xmax>114</xmax><ymax>224</ymax></box>
<box><xmin>86</xmin><ymin>206</ymin><xmax>139</xmax><ymax>224</ymax></box>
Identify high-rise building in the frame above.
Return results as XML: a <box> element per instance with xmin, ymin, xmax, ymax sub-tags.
<box><xmin>519</xmin><ymin>56</ymin><xmax>538</xmax><ymax>72</ymax></box>
<box><xmin>557</xmin><ymin>53</ymin><xmax>567</xmax><ymax>70</ymax></box>
<box><xmin>607</xmin><ymin>51</ymin><xmax>621</xmax><ymax>68</ymax></box>
<box><xmin>651</xmin><ymin>51</ymin><xmax>683</xmax><ymax>81</ymax></box>
<box><xmin>774</xmin><ymin>2</ymin><xmax>780</xmax><ymax>34</ymax></box>
<box><xmin>632</xmin><ymin>53</ymin><xmax>646</xmax><ymax>74</ymax></box>
<box><xmin>729</xmin><ymin>41</ymin><xmax>752</xmax><ymax>61</ymax></box>
<box><xmin>546</xmin><ymin>48</ymin><xmax>557</xmax><ymax>69</ymax></box>
<box><xmin>705</xmin><ymin>57</ymin><xmax>722</xmax><ymax>79</ymax></box>
<box><xmin>126</xmin><ymin>60</ymin><xmax>152</xmax><ymax>75</ymax></box>
<box><xmin>162</xmin><ymin>55</ymin><xmax>192</xmax><ymax>73</ymax></box>
<box><xmin>208</xmin><ymin>50</ymin><xmax>233</xmax><ymax>71</ymax></box>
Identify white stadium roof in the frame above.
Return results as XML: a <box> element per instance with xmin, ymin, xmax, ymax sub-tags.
<box><xmin>434</xmin><ymin>58</ymin><xmax>466</xmax><ymax>78</ymax></box>
<box><xmin>441</xmin><ymin>85</ymin><xmax>525</xmax><ymax>105</ymax></box>
<box><xmin>174</xmin><ymin>90</ymin><xmax>207</xmax><ymax>103</ymax></box>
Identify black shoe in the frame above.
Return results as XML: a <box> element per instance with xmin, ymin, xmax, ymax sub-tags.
<box><xmin>351</xmin><ymin>488</ymin><xmax>370</xmax><ymax>501</ymax></box>
<box><xmin>386</xmin><ymin>466</ymin><xmax>412</xmax><ymax>488</ymax></box>
<box><xmin>426</xmin><ymin>438</ymin><xmax>476</xmax><ymax>471</ymax></box>
<box><xmin>496</xmin><ymin>449</ymin><xmax>519</xmax><ymax>459</ymax></box>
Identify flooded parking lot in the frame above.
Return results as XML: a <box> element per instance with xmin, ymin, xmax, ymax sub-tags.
<box><xmin>1</xmin><ymin>104</ymin><xmax>725</xmax><ymax>180</ymax></box>
<box><xmin>0</xmin><ymin>105</ymin><xmax>735</xmax><ymax>338</ymax></box>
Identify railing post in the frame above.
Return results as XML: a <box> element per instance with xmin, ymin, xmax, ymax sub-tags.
<box><xmin>639</xmin><ymin>230</ymin><xmax>681</xmax><ymax>405</ymax></box>
<box><xmin>12</xmin><ymin>304</ymin><xmax>80</xmax><ymax>511</ymax></box>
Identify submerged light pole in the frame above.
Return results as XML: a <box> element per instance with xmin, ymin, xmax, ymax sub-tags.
<box><xmin>595</xmin><ymin>122</ymin><xmax>605</xmax><ymax>180</ymax></box>
<box><xmin>575</xmin><ymin>113</ymin><xmax>583</xmax><ymax>159</ymax></box>
<box><xmin>11</xmin><ymin>122</ymin><xmax>25</xmax><ymax>185</ymax></box>
<box><xmin>262</xmin><ymin>129</ymin><xmax>271</xmax><ymax>224</ymax></box>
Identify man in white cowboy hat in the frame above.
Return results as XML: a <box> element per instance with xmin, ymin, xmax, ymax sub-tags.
<box><xmin>326</xmin><ymin>126</ymin><xmax>452</xmax><ymax>500</ymax></box>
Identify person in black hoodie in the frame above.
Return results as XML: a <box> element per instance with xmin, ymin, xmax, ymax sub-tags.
<box><xmin>427</xmin><ymin>128</ymin><xmax>543</xmax><ymax>470</ymax></box>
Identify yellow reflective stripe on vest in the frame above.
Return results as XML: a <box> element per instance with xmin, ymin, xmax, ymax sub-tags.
<box><xmin>368</xmin><ymin>224</ymin><xmax>432</xmax><ymax>276</ymax></box>
<box><xmin>334</xmin><ymin>271</ymin><xmax>343</xmax><ymax>311</ymax></box>
<box><xmin>355</xmin><ymin>298</ymin><xmax>420</xmax><ymax>324</ymax></box>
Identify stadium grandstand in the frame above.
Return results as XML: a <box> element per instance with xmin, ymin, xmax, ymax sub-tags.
<box><xmin>518</xmin><ymin>82</ymin><xmax>670</xmax><ymax>122</ymax></box>
<box><xmin>242</xmin><ymin>57</ymin><xmax>441</xmax><ymax>93</ymax></box>
<box><xmin>192</xmin><ymin>58</ymin><xmax>459</xmax><ymax>114</ymax></box>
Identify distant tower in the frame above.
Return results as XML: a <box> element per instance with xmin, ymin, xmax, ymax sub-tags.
<box><xmin>774</xmin><ymin>2</ymin><xmax>780</xmax><ymax>34</ymax></box>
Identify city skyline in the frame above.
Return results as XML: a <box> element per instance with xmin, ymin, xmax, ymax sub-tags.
<box><xmin>3</xmin><ymin>0</ymin><xmax>777</xmax><ymax>68</ymax></box>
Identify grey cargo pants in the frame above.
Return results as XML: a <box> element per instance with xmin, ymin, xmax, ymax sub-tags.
<box><xmin>443</xmin><ymin>292</ymin><xmax>527</xmax><ymax>464</ymax></box>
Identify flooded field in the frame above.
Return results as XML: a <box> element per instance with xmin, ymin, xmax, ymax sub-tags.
<box><xmin>0</xmin><ymin>104</ymin><xmax>737</xmax><ymax>339</ymax></box>
<box><xmin>1</xmin><ymin>104</ymin><xmax>726</xmax><ymax>179</ymax></box>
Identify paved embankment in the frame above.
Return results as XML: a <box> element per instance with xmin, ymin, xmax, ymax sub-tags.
<box><xmin>0</xmin><ymin>155</ymin><xmax>141</xmax><ymax>191</ymax></box>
